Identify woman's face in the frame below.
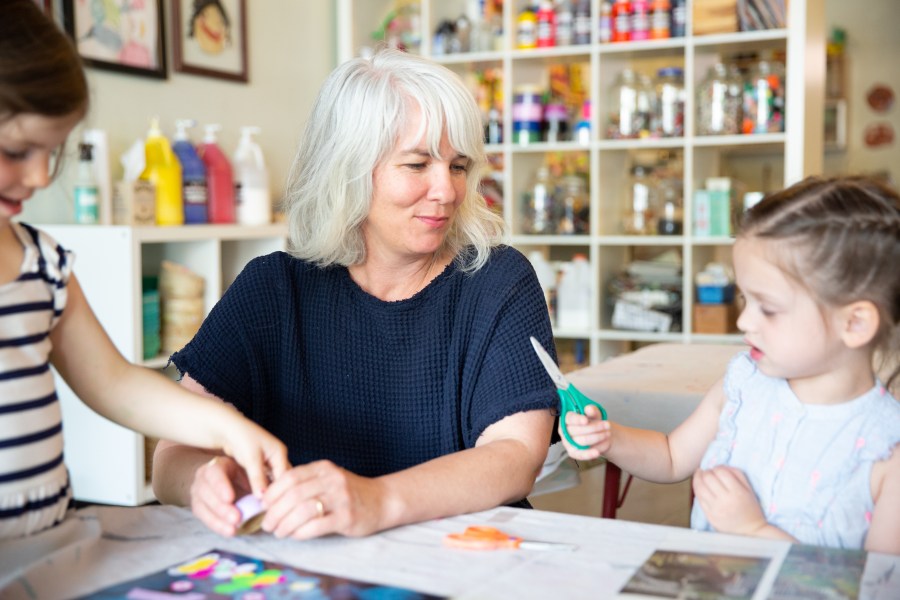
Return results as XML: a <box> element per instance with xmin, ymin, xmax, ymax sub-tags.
<box><xmin>363</xmin><ymin>104</ymin><xmax>469</xmax><ymax>264</ymax></box>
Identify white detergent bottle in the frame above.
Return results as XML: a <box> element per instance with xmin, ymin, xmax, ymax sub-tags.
<box><xmin>232</xmin><ymin>126</ymin><xmax>271</xmax><ymax>225</ymax></box>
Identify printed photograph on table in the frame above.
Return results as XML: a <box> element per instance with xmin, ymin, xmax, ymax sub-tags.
<box><xmin>62</xmin><ymin>0</ymin><xmax>167</xmax><ymax>79</ymax></box>
<box><xmin>172</xmin><ymin>0</ymin><xmax>248</xmax><ymax>82</ymax></box>
<box><xmin>85</xmin><ymin>548</ymin><xmax>444</xmax><ymax>599</ymax></box>
<box><xmin>620</xmin><ymin>549</ymin><xmax>771</xmax><ymax>599</ymax></box>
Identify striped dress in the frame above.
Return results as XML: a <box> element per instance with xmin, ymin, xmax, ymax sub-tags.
<box><xmin>0</xmin><ymin>222</ymin><xmax>72</xmax><ymax>539</ymax></box>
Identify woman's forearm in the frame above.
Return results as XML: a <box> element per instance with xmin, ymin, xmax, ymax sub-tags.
<box><xmin>151</xmin><ymin>440</ymin><xmax>221</xmax><ymax>505</ymax></box>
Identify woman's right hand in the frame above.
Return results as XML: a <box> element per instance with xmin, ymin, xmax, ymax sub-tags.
<box><xmin>559</xmin><ymin>404</ymin><xmax>611</xmax><ymax>460</ymax></box>
<box><xmin>189</xmin><ymin>455</ymin><xmax>251</xmax><ymax>537</ymax></box>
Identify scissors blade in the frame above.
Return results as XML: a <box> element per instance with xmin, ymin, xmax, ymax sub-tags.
<box><xmin>530</xmin><ymin>336</ymin><xmax>569</xmax><ymax>391</ymax></box>
<box><xmin>519</xmin><ymin>540</ymin><xmax>578</xmax><ymax>552</ymax></box>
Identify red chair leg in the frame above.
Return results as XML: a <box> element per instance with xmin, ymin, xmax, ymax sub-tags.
<box><xmin>602</xmin><ymin>462</ymin><xmax>621</xmax><ymax>519</ymax></box>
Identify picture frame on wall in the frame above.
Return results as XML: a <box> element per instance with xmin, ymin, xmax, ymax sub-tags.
<box><xmin>172</xmin><ymin>0</ymin><xmax>248</xmax><ymax>83</ymax></box>
<box><xmin>62</xmin><ymin>0</ymin><xmax>167</xmax><ymax>79</ymax></box>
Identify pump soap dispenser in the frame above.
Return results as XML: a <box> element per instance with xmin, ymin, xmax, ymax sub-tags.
<box><xmin>199</xmin><ymin>124</ymin><xmax>235</xmax><ymax>224</ymax></box>
<box><xmin>140</xmin><ymin>117</ymin><xmax>183</xmax><ymax>226</ymax></box>
<box><xmin>173</xmin><ymin>119</ymin><xmax>208</xmax><ymax>224</ymax></box>
<box><xmin>233</xmin><ymin>126</ymin><xmax>271</xmax><ymax>226</ymax></box>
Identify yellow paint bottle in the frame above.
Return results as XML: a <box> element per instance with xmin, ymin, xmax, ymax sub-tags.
<box><xmin>140</xmin><ymin>117</ymin><xmax>184</xmax><ymax>226</ymax></box>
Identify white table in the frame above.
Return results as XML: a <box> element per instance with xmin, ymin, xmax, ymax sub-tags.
<box><xmin>1</xmin><ymin>504</ymin><xmax>897</xmax><ymax>600</ymax></box>
<box><xmin>565</xmin><ymin>343</ymin><xmax>746</xmax><ymax>518</ymax></box>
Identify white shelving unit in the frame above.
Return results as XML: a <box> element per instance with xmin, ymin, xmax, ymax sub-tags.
<box><xmin>42</xmin><ymin>223</ymin><xmax>288</xmax><ymax>506</ymax></box>
<box><xmin>338</xmin><ymin>0</ymin><xmax>824</xmax><ymax>364</ymax></box>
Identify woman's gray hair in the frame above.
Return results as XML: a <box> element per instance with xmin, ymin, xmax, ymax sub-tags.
<box><xmin>283</xmin><ymin>47</ymin><xmax>504</xmax><ymax>272</ymax></box>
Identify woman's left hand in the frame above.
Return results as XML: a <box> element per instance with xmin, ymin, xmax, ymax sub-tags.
<box><xmin>260</xmin><ymin>460</ymin><xmax>384</xmax><ymax>539</ymax></box>
<box><xmin>692</xmin><ymin>466</ymin><xmax>768</xmax><ymax>536</ymax></box>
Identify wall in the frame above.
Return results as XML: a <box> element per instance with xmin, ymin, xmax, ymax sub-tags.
<box><xmin>823</xmin><ymin>0</ymin><xmax>900</xmax><ymax>183</ymax></box>
<box><xmin>23</xmin><ymin>1</ymin><xmax>337</xmax><ymax>224</ymax></box>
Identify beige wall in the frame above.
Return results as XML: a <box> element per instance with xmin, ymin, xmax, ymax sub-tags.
<box><xmin>24</xmin><ymin>1</ymin><xmax>337</xmax><ymax>224</ymax></box>
<box><xmin>823</xmin><ymin>0</ymin><xmax>900</xmax><ymax>183</ymax></box>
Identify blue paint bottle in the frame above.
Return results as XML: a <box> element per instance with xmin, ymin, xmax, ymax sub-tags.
<box><xmin>172</xmin><ymin>119</ymin><xmax>208</xmax><ymax>224</ymax></box>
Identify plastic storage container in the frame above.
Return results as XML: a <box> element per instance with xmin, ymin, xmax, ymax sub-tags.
<box><xmin>172</xmin><ymin>119</ymin><xmax>208</xmax><ymax>224</ymax></box>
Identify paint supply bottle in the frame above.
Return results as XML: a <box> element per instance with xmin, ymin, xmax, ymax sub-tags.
<box><xmin>74</xmin><ymin>142</ymin><xmax>99</xmax><ymax>224</ymax></box>
<box><xmin>198</xmin><ymin>124</ymin><xmax>235</xmax><ymax>224</ymax></box>
<box><xmin>172</xmin><ymin>119</ymin><xmax>208</xmax><ymax>224</ymax></box>
<box><xmin>232</xmin><ymin>126</ymin><xmax>271</xmax><ymax>226</ymax></box>
<box><xmin>140</xmin><ymin>117</ymin><xmax>183</xmax><ymax>226</ymax></box>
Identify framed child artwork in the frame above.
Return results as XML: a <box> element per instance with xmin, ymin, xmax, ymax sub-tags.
<box><xmin>62</xmin><ymin>0</ymin><xmax>167</xmax><ymax>79</ymax></box>
<box><xmin>172</xmin><ymin>0</ymin><xmax>248</xmax><ymax>83</ymax></box>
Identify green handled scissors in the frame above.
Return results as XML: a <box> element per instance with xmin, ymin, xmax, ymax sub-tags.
<box><xmin>530</xmin><ymin>336</ymin><xmax>607</xmax><ymax>450</ymax></box>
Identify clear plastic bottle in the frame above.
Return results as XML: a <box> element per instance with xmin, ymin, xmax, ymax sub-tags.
<box><xmin>232</xmin><ymin>126</ymin><xmax>271</xmax><ymax>226</ymax></box>
<box><xmin>696</xmin><ymin>63</ymin><xmax>742</xmax><ymax>135</ymax></box>
<box><xmin>655</xmin><ymin>66</ymin><xmax>684</xmax><ymax>137</ymax></box>
<box><xmin>556</xmin><ymin>175</ymin><xmax>588</xmax><ymax>234</ymax></box>
<box><xmin>172</xmin><ymin>119</ymin><xmax>208</xmax><ymax>224</ymax></box>
<box><xmin>742</xmin><ymin>59</ymin><xmax>785</xmax><ymax>134</ymax></box>
<box><xmin>198</xmin><ymin>124</ymin><xmax>235</xmax><ymax>224</ymax></box>
<box><xmin>523</xmin><ymin>166</ymin><xmax>555</xmax><ymax>234</ymax></box>
<box><xmin>74</xmin><ymin>142</ymin><xmax>99</xmax><ymax>224</ymax></box>
<box><xmin>140</xmin><ymin>117</ymin><xmax>183</xmax><ymax>226</ymax></box>
<box><xmin>656</xmin><ymin>175</ymin><xmax>683</xmax><ymax>235</ymax></box>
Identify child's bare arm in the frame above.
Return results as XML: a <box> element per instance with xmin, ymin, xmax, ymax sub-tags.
<box><xmin>49</xmin><ymin>275</ymin><xmax>290</xmax><ymax>496</ymax></box>
<box><xmin>561</xmin><ymin>376</ymin><xmax>726</xmax><ymax>483</ymax></box>
<box><xmin>866</xmin><ymin>444</ymin><xmax>900</xmax><ymax>554</ymax></box>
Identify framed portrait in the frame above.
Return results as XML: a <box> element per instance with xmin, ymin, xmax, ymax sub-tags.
<box><xmin>62</xmin><ymin>0</ymin><xmax>167</xmax><ymax>79</ymax></box>
<box><xmin>172</xmin><ymin>0</ymin><xmax>248</xmax><ymax>83</ymax></box>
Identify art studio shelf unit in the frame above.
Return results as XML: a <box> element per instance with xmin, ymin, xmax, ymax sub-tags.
<box><xmin>337</xmin><ymin>0</ymin><xmax>825</xmax><ymax>365</ymax></box>
<box><xmin>42</xmin><ymin>224</ymin><xmax>288</xmax><ymax>506</ymax></box>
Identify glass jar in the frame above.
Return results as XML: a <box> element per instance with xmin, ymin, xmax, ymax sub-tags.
<box><xmin>623</xmin><ymin>165</ymin><xmax>656</xmax><ymax>235</ymax></box>
<box><xmin>655</xmin><ymin>66</ymin><xmax>684</xmax><ymax>137</ymax></box>
<box><xmin>696</xmin><ymin>63</ymin><xmax>742</xmax><ymax>135</ymax></box>
<box><xmin>656</xmin><ymin>175</ymin><xmax>683</xmax><ymax>234</ymax></box>
<box><xmin>607</xmin><ymin>68</ymin><xmax>640</xmax><ymax>139</ymax></box>
<box><xmin>522</xmin><ymin>166</ymin><xmax>556</xmax><ymax>234</ymax></box>
<box><xmin>556</xmin><ymin>175</ymin><xmax>589</xmax><ymax>234</ymax></box>
<box><xmin>742</xmin><ymin>59</ymin><xmax>785</xmax><ymax>134</ymax></box>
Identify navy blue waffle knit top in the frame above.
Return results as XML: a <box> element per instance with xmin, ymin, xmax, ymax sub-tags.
<box><xmin>171</xmin><ymin>245</ymin><xmax>559</xmax><ymax>478</ymax></box>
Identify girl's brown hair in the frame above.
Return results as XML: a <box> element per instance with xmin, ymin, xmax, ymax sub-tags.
<box><xmin>739</xmin><ymin>176</ymin><xmax>900</xmax><ymax>390</ymax></box>
<box><xmin>0</xmin><ymin>0</ymin><xmax>88</xmax><ymax>122</ymax></box>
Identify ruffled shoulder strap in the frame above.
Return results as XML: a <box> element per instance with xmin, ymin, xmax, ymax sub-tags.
<box><xmin>14</xmin><ymin>222</ymin><xmax>74</xmax><ymax>328</ymax></box>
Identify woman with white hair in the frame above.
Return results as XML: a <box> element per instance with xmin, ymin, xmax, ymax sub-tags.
<box><xmin>152</xmin><ymin>48</ymin><xmax>559</xmax><ymax>539</ymax></box>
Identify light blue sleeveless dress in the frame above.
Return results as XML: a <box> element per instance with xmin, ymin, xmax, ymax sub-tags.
<box><xmin>691</xmin><ymin>352</ymin><xmax>900</xmax><ymax>548</ymax></box>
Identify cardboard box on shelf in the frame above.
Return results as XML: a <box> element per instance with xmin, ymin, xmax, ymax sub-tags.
<box><xmin>693</xmin><ymin>303</ymin><xmax>739</xmax><ymax>334</ymax></box>
<box><xmin>693</xmin><ymin>0</ymin><xmax>739</xmax><ymax>35</ymax></box>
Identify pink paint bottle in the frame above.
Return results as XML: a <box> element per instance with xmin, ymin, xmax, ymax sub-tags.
<box><xmin>198</xmin><ymin>124</ymin><xmax>235</xmax><ymax>224</ymax></box>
